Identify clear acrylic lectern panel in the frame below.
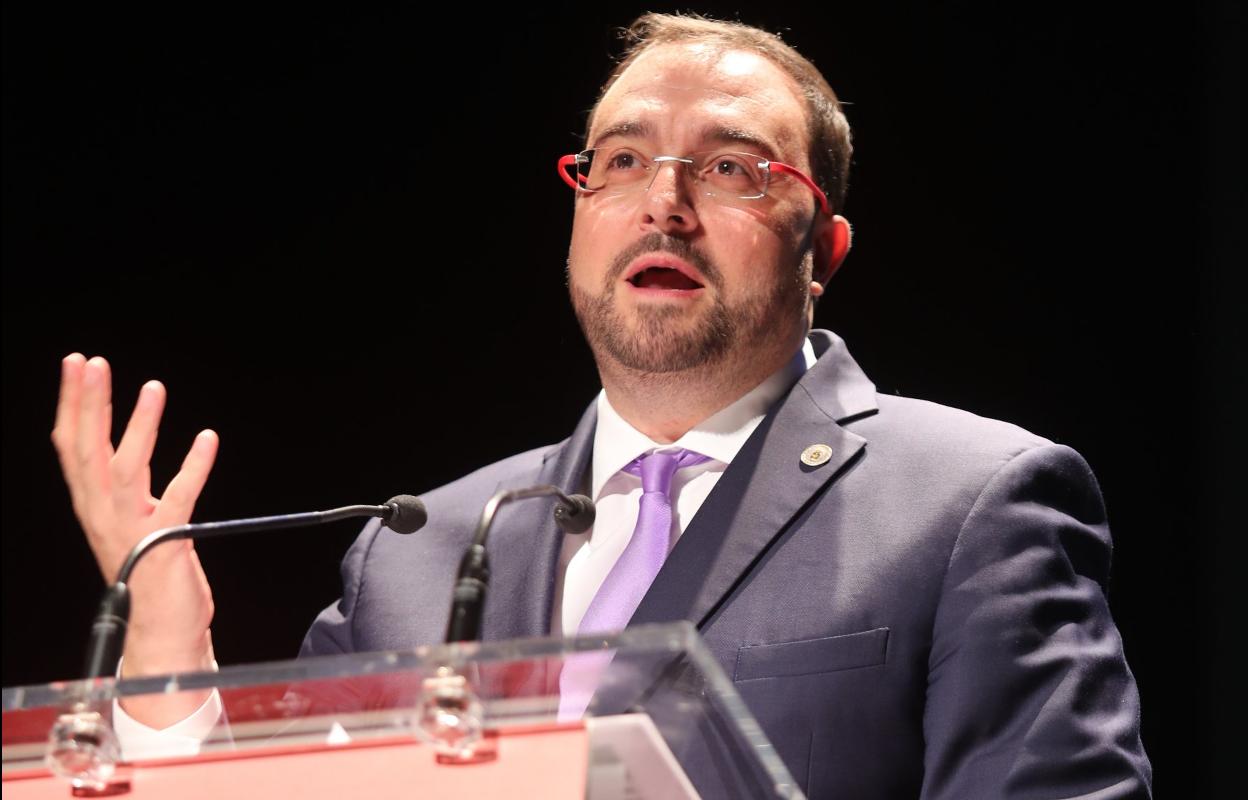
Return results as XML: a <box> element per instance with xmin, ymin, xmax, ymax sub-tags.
<box><xmin>3</xmin><ymin>623</ymin><xmax>804</xmax><ymax>799</ymax></box>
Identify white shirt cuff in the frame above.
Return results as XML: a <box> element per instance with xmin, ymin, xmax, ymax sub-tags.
<box><xmin>112</xmin><ymin>660</ymin><xmax>224</xmax><ymax>760</ymax></box>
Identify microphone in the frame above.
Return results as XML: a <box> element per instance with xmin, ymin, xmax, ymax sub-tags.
<box><xmin>444</xmin><ymin>486</ymin><xmax>595</xmax><ymax>643</ymax></box>
<box><xmin>82</xmin><ymin>495</ymin><xmax>427</xmax><ymax>680</ymax></box>
<box><xmin>553</xmin><ymin>493</ymin><xmax>596</xmax><ymax>534</ymax></box>
<box><xmin>382</xmin><ymin>495</ymin><xmax>429</xmax><ymax>535</ymax></box>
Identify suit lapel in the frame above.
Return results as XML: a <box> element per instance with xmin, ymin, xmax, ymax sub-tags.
<box><xmin>630</xmin><ymin>330</ymin><xmax>877</xmax><ymax>629</ymax></box>
<box><xmin>479</xmin><ymin>329</ymin><xmax>878</xmax><ymax>639</ymax></box>
<box><xmin>481</xmin><ymin>402</ymin><xmax>597</xmax><ymax>642</ymax></box>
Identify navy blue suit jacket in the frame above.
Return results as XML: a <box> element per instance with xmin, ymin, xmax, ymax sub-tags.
<box><xmin>302</xmin><ymin>330</ymin><xmax>1151</xmax><ymax>798</ymax></box>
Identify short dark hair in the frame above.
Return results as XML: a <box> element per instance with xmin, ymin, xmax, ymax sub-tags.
<box><xmin>587</xmin><ymin>12</ymin><xmax>853</xmax><ymax>214</ymax></box>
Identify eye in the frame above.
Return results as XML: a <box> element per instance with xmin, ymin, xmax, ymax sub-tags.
<box><xmin>713</xmin><ymin>158</ymin><xmax>746</xmax><ymax>176</ymax></box>
<box><xmin>606</xmin><ymin>151</ymin><xmax>640</xmax><ymax>170</ymax></box>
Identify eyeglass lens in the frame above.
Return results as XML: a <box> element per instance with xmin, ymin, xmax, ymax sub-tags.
<box><xmin>574</xmin><ymin>149</ymin><xmax>770</xmax><ymax>200</ymax></box>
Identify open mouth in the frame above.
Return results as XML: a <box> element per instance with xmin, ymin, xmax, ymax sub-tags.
<box><xmin>628</xmin><ymin>267</ymin><xmax>704</xmax><ymax>291</ymax></box>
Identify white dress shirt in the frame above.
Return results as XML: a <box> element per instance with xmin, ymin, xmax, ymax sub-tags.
<box><xmin>552</xmin><ymin>339</ymin><xmax>816</xmax><ymax>637</ymax></box>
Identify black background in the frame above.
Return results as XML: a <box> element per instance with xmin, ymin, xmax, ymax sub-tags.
<box><xmin>3</xmin><ymin>2</ymin><xmax>1241</xmax><ymax>791</ymax></box>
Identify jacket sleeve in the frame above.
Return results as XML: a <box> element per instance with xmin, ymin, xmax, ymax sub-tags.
<box><xmin>298</xmin><ymin>518</ymin><xmax>383</xmax><ymax>658</ymax></box>
<box><xmin>921</xmin><ymin>444</ymin><xmax>1152</xmax><ymax>799</ymax></box>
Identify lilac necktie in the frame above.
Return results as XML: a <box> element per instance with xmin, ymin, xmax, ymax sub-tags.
<box><xmin>559</xmin><ymin>449</ymin><xmax>709</xmax><ymax>720</ymax></box>
<box><xmin>578</xmin><ymin>448</ymin><xmax>711</xmax><ymax>635</ymax></box>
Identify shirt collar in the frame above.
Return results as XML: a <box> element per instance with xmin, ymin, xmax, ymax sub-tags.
<box><xmin>591</xmin><ymin>338</ymin><xmax>817</xmax><ymax>500</ymax></box>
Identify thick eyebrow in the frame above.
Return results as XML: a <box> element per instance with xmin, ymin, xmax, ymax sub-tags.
<box><xmin>590</xmin><ymin>120</ymin><xmax>782</xmax><ymax>161</ymax></box>
<box><xmin>590</xmin><ymin>120</ymin><xmax>652</xmax><ymax>149</ymax></box>
<box><xmin>700</xmin><ymin>125</ymin><xmax>780</xmax><ymax>161</ymax></box>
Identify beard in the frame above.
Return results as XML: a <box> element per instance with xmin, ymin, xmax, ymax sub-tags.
<box><xmin>568</xmin><ymin>233</ymin><xmax>808</xmax><ymax>375</ymax></box>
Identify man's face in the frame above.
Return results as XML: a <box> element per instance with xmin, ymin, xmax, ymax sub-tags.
<box><xmin>568</xmin><ymin>43</ymin><xmax>822</xmax><ymax>376</ymax></box>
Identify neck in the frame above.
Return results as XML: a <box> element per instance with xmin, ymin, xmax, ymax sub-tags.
<box><xmin>597</xmin><ymin>330</ymin><xmax>808</xmax><ymax>444</ymax></box>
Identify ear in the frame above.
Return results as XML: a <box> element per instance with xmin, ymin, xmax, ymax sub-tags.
<box><xmin>812</xmin><ymin>214</ymin><xmax>852</xmax><ymax>284</ymax></box>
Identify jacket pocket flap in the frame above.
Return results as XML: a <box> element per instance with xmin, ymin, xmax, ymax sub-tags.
<box><xmin>733</xmin><ymin>627</ymin><xmax>889</xmax><ymax>681</ymax></box>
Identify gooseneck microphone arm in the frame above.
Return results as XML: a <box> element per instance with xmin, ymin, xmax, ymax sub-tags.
<box><xmin>444</xmin><ymin>486</ymin><xmax>595</xmax><ymax>644</ymax></box>
<box><xmin>113</xmin><ymin>503</ymin><xmax>416</xmax><ymax>586</ymax></box>
<box><xmin>83</xmin><ymin>496</ymin><xmax>427</xmax><ymax>680</ymax></box>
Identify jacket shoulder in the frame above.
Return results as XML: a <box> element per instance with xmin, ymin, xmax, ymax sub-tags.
<box><xmin>859</xmin><ymin>393</ymin><xmax>1054</xmax><ymax>460</ymax></box>
<box><xmin>417</xmin><ymin>442</ymin><xmax>560</xmax><ymax>526</ymax></box>
<box><xmin>836</xmin><ymin>392</ymin><xmax>1091</xmax><ymax>521</ymax></box>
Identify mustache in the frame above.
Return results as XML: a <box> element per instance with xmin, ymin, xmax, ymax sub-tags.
<box><xmin>605</xmin><ymin>234</ymin><xmax>722</xmax><ymax>289</ymax></box>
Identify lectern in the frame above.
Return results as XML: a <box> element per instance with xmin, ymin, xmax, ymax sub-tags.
<box><xmin>3</xmin><ymin>623</ymin><xmax>804</xmax><ymax>798</ymax></box>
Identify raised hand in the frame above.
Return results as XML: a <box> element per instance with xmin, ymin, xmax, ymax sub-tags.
<box><xmin>52</xmin><ymin>354</ymin><xmax>220</xmax><ymax>722</ymax></box>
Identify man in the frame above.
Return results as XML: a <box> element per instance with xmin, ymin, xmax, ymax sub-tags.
<box><xmin>52</xmin><ymin>13</ymin><xmax>1151</xmax><ymax>798</ymax></box>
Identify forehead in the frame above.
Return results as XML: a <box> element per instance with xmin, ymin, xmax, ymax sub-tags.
<box><xmin>590</xmin><ymin>43</ymin><xmax>809</xmax><ymax>159</ymax></box>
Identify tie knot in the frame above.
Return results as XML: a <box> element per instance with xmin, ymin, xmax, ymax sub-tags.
<box><xmin>624</xmin><ymin>449</ymin><xmax>711</xmax><ymax>496</ymax></box>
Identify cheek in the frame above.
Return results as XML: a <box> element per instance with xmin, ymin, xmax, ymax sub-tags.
<box><xmin>765</xmin><ymin>203</ymin><xmax>812</xmax><ymax>246</ymax></box>
<box><xmin>709</xmin><ymin>217</ymin><xmax>803</xmax><ymax>293</ymax></box>
<box><xmin>760</xmin><ymin>209</ymin><xmax>816</xmax><ymax>277</ymax></box>
<box><xmin>569</xmin><ymin>201</ymin><xmax>633</xmax><ymax>278</ymax></box>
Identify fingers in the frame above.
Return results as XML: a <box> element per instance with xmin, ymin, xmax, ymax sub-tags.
<box><xmin>52</xmin><ymin>354</ymin><xmax>87</xmax><ymax>503</ymax></box>
<box><xmin>157</xmin><ymin>430</ymin><xmax>219</xmax><ymax>526</ymax></box>
<box><xmin>111</xmin><ymin>381</ymin><xmax>166</xmax><ymax>510</ymax></box>
<box><xmin>75</xmin><ymin>357</ymin><xmax>116</xmax><ymax>512</ymax></box>
<box><xmin>53</xmin><ymin>354</ymin><xmax>218</xmax><ymax>548</ymax></box>
<box><xmin>53</xmin><ymin>354</ymin><xmax>86</xmax><ymax>451</ymax></box>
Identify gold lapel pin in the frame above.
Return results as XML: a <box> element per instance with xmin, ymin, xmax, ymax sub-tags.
<box><xmin>801</xmin><ymin>444</ymin><xmax>833</xmax><ymax>467</ymax></box>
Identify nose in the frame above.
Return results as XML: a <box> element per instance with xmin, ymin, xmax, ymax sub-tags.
<box><xmin>638</xmin><ymin>158</ymin><xmax>700</xmax><ymax>236</ymax></box>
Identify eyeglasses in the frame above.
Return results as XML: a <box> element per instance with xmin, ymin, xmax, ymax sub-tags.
<box><xmin>557</xmin><ymin>147</ymin><xmax>830</xmax><ymax>215</ymax></box>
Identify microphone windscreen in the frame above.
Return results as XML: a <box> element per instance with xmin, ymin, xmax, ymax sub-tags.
<box><xmin>384</xmin><ymin>495</ymin><xmax>428</xmax><ymax>534</ymax></box>
<box><xmin>554</xmin><ymin>494</ymin><xmax>595</xmax><ymax>534</ymax></box>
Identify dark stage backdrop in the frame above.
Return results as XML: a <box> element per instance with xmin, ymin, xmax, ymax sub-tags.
<box><xmin>3</xmin><ymin>3</ymin><xmax>1240</xmax><ymax>791</ymax></box>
